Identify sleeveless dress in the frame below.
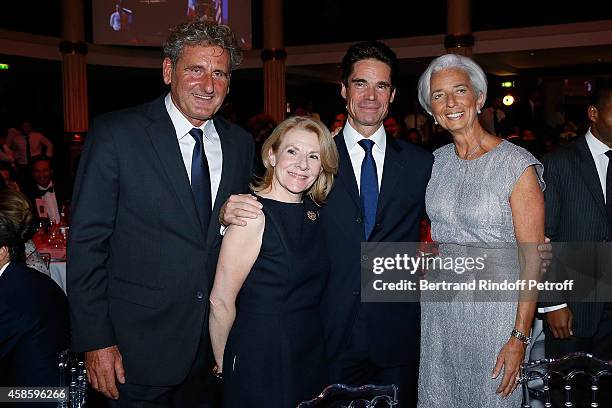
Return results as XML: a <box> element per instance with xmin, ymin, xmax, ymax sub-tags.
<box><xmin>222</xmin><ymin>196</ymin><xmax>329</xmax><ymax>408</ymax></box>
<box><xmin>418</xmin><ymin>141</ymin><xmax>544</xmax><ymax>407</ymax></box>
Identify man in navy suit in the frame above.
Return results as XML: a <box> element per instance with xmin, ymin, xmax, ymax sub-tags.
<box><xmin>539</xmin><ymin>79</ymin><xmax>612</xmax><ymax>406</ymax></box>
<box><xmin>0</xmin><ymin>208</ymin><xmax>69</xmax><ymax>396</ymax></box>
<box><xmin>222</xmin><ymin>41</ymin><xmax>432</xmax><ymax>406</ymax></box>
<box><xmin>68</xmin><ymin>21</ymin><xmax>254</xmax><ymax>407</ymax></box>
<box><xmin>540</xmin><ymin>81</ymin><xmax>612</xmax><ymax>359</ymax></box>
<box><xmin>320</xmin><ymin>40</ymin><xmax>432</xmax><ymax>407</ymax></box>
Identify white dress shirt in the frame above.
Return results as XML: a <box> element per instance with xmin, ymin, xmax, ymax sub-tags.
<box><xmin>585</xmin><ymin>128</ymin><xmax>611</xmax><ymax>203</ymax></box>
<box><xmin>0</xmin><ymin>261</ymin><xmax>9</xmax><ymax>279</ymax></box>
<box><xmin>165</xmin><ymin>94</ymin><xmax>223</xmax><ymax>208</ymax></box>
<box><xmin>343</xmin><ymin>121</ymin><xmax>386</xmax><ymax>193</ymax></box>
<box><xmin>35</xmin><ymin>181</ymin><xmax>60</xmax><ymax>224</ymax></box>
<box><xmin>538</xmin><ymin>128</ymin><xmax>611</xmax><ymax>314</ymax></box>
<box><xmin>6</xmin><ymin>129</ymin><xmax>54</xmax><ymax>165</ymax></box>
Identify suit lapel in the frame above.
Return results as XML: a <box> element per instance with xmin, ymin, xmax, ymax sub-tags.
<box><xmin>575</xmin><ymin>136</ymin><xmax>607</xmax><ymax>217</ymax></box>
<box><xmin>370</xmin><ymin>137</ymin><xmax>404</xmax><ymax>241</ymax></box>
<box><xmin>335</xmin><ymin>132</ymin><xmax>361</xmax><ymax>210</ymax></box>
<box><xmin>145</xmin><ymin>98</ymin><xmax>204</xmax><ymax>240</ymax></box>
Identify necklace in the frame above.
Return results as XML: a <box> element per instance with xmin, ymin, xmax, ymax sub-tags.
<box><xmin>455</xmin><ymin>142</ymin><xmax>484</xmax><ymax>160</ymax></box>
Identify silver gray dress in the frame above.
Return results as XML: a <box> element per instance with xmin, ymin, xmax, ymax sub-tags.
<box><xmin>418</xmin><ymin>140</ymin><xmax>544</xmax><ymax>407</ymax></box>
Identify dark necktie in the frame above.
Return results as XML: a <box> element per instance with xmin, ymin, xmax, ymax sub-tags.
<box><xmin>605</xmin><ymin>150</ymin><xmax>612</xmax><ymax>240</ymax></box>
<box><xmin>358</xmin><ymin>139</ymin><xmax>379</xmax><ymax>239</ymax></box>
<box><xmin>189</xmin><ymin>128</ymin><xmax>212</xmax><ymax>232</ymax></box>
<box><xmin>24</xmin><ymin>134</ymin><xmax>32</xmax><ymax>165</ymax></box>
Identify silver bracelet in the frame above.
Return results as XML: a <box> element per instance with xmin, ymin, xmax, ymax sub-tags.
<box><xmin>510</xmin><ymin>329</ymin><xmax>531</xmax><ymax>345</ymax></box>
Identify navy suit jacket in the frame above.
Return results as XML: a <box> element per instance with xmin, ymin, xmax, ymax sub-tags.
<box><xmin>320</xmin><ymin>131</ymin><xmax>433</xmax><ymax>368</ymax></box>
<box><xmin>542</xmin><ymin>135</ymin><xmax>609</xmax><ymax>337</ymax></box>
<box><xmin>67</xmin><ymin>96</ymin><xmax>254</xmax><ymax>385</ymax></box>
<box><xmin>0</xmin><ymin>262</ymin><xmax>69</xmax><ymax>387</ymax></box>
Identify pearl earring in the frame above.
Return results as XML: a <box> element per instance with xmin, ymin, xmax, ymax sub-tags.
<box><xmin>477</xmin><ymin>108</ymin><xmax>481</xmax><ymax>114</ymax></box>
<box><xmin>434</xmin><ymin>119</ymin><xmax>438</xmax><ymax>125</ymax></box>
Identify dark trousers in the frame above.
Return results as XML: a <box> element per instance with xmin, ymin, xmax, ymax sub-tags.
<box><xmin>108</xmin><ymin>331</ymin><xmax>220</xmax><ymax>408</ymax></box>
<box><xmin>544</xmin><ymin>303</ymin><xmax>612</xmax><ymax>408</ymax></box>
<box><xmin>328</xmin><ymin>311</ymin><xmax>418</xmax><ymax>408</ymax></box>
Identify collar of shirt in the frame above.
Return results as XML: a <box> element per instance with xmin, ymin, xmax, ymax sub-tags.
<box><xmin>0</xmin><ymin>261</ymin><xmax>9</xmax><ymax>279</ymax></box>
<box><xmin>585</xmin><ymin>127</ymin><xmax>611</xmax><ymax>159</ymax></box>
<box><xmin>37</xmin><ymin>181</ymin><xmax>54</xmax><ymax>191</ymax></box>
<box><xmin>585</xmin><ymin>127</ymin><xmax>611</xmax><ymax>202</ymax></box>
<box><xmin>165</xmin><ymin>93</ymin><xmax>218</xmax><ymax>142</ymax></box>
<box><xmin>343</xmin><ymin>120</ymin><xmax>386</xmax><ymax>154</ymax></box>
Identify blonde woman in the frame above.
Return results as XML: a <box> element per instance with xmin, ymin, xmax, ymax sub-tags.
<box><xmin>209</xmin><ymin>116</ymin><xmax>338</xmax><ymax>407</ymax></box>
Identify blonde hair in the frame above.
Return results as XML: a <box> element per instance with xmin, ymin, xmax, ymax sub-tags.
<box><xmin>252</xmin><ymin>116</ymin><xmax>339</xmax><ymax>205</ymax></box>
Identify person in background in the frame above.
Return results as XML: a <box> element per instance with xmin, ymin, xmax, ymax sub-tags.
<box><xmin>67</xmin><ymin>21</ymin><xmax>254</xmax><ymax>407</ymax></box>
<box><xmin>246</xmin><ymin>113</ymin><xmax>277</xmax><ymax>177</ymax></box>
<box><xmin>417</xmin><ymin>54</ymin><xmax>544</xmax><ymax>406</ymax></box>
<box><xmin>480</xmin><ymin>97</ymin><xmax>507</xmax><ymax>136</ymax></box>
<box><xmin>110</xmin><ymin>4</ymin><xmax>122</xmax><ymax>31</ymax></box>
<box><xmin>0</xmin><ymin>185</ymin><xmax>49</xmax><ymax>275</ymax></box>
<box><xmin>540</xmin><ymin>79</ymin><xmax>612</xmax><ymax>404</ymax></box>
<box><xmin>6</xmin><ymin>120</ymin><xmax>54</xmax><ymax>169</ymax></box>
<box><xmin>0</xmin><ymin>189</ymin><xmax>69</xmax><ymax>396</ymax></box>
<box><xmin>210</xmin><ymin>116</ymin><xmax>338</xmax><ymax>407</ymax></box>
<box><xmin>0</xmin><ymin>133</ymin><xmax>15</xmax><ymax>167</ymax></box>
<box><xmin>0</xmin><ymin>164</ymin><xmax>20</xmax><ymax>192</ymax></box>
<box><xmin>404</xmin><ymin>106</ymin><xmax>432</xmax><ymax>145</ymax></box>
<box><xmin>329</xmin><ymin>112</ymin><xmax>347</xmax><ymax>133</ymax></box>
<box><xmin>383</xmin><ymin>116</ymin><xmax>404</xmax><ymax>140</ymax></box>
<box><xmin>406</xmin><ymin>127</ymin><xmax>423</xmax><ymax>145</ymax></box>
<box><xmin>27</xmin><ymin>157</ymin><xmax>65</xmax><ymax>225</ymax></box>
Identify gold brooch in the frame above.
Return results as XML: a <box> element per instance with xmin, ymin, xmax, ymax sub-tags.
<box><xmin>307</xmin><ymin>210</ymin><xmax>318</xmax><ymax>221</ymax></box>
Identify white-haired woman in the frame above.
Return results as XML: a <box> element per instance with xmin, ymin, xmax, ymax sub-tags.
<box><xmin>416</xmin><ymin>54</ymin><xmax>545</xmax><ymax>406</ymax></box>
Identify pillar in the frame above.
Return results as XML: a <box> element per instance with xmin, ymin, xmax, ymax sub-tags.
<box><xmin>445</xmin><ymin>0</ymin><xmax>474</xmax><ymax>56</ymax></box>
<box><xmin>262</xmin><ymin>0</ymin><xmax>286</xmax><ymax>123</ymax></box>
<box><xmin>61</xmin><ymin>0</ymin><xmax>88</xmax><ymax>179</ymax></box>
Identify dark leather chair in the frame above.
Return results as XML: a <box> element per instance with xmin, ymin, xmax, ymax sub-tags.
<box><xmin>520</xmin><ymin>352</ymin><xmax>612</xmax><ymax>408</ymax></box>
<box><xmin>297</xmin><ymin>384</ymin><xmax>398</xmax><ymax>407</ymax></box>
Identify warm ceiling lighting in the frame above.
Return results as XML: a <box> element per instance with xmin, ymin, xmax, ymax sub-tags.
<box><xmin>503</xmin><ymin>95</ymin><xmax>515</xmax><ymax>106</ymax></box>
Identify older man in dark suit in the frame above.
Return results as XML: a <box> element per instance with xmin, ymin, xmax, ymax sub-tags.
<box><xmin>67</xmin><ymin>21</ymin><xmax>254</xmax><ymax>407</ymax></box>
<box><xmin>540</xmin><ymin>80</ymin><xmax>612</xmax><ymax>361</ymax></box>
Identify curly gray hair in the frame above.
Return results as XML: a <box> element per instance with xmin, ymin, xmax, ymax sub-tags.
<box><xmin>417</xmin><ymin>54</ymin><xmax>487</xmax><ymax>115</ymax></box>
<box><xmin>163</xmin><ymin>21</ymin><xmax>243</xmax><ymax>72</ymax></box>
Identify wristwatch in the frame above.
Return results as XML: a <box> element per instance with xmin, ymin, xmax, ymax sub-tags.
<box><xmin>510</xmin><ymin>329</ymin><xmax>532</xmax><ymax>345</ymax></box>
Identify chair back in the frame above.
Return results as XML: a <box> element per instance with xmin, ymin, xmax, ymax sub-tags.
<box><xmin>297</xmin><ymin>384</ymin><xmax>398</xmax><ymax>407</ymax></box>
<box><xmin>57</xmin><ymin>349</ymin><xmax>87</xmax><ymax>408</ymax></box>
<box><xmin>520</xmin><ymin>352</ymin><xmax>612</xmax><ymax>407</ymax></box>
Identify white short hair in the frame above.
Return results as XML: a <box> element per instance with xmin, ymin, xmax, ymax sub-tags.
<box><xmin>417</xmin><ymin>54</ymin><xmax>488</xmax><ymax>115</ymax></box>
